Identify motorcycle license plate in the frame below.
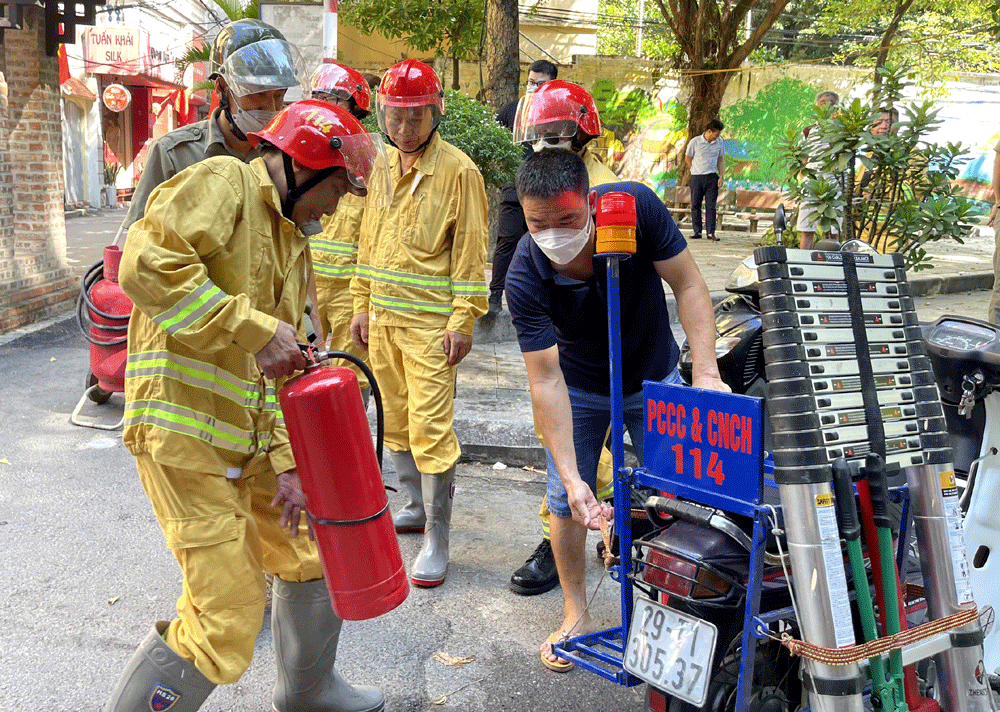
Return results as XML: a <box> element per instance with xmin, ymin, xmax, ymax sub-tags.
<box><xmin>623</xmin><ymin>597</ymin><xmax>718</xmax><ymax>706</ymax></box>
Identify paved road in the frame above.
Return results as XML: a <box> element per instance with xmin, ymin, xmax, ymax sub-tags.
<box><xmin>0</xmin><ymin>318</ymin><xmax>647</xmax><ymax>711</ymax></box>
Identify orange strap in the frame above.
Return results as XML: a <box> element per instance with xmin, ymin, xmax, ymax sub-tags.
<box><xmin>778</xmin><ymin>606</ymin><xmax>979</xmax><ymax>666</ymax></box>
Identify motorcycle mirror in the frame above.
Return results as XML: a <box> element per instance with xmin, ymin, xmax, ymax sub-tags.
<box><xmin>840</xmin><ymin>239</ymin><xmax>877</xmax><ymax>255</ymax></box>
<box><xmin>773</xmin><ymin>204</ymin><xmax>786</xmax><ymax>246</ymax></box>
<box><xmin>773</xmin><ymin>204</ymin><xmax>787</xmax><ymax>232</ymax></box>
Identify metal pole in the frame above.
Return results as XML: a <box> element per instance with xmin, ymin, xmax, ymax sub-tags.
<box><xmin>635</xmin><ymin>0</ymin><xmax>645</xmax><ymax>57</ymax></box>
<box><xmin>606</xmin><ymin>256</ymin><xmax>633</xmax><ymax>635</ymax></box>
<box><xmin>779</xmin><ymin>481</ymin><xmax>865</xmax><ymax>712</ymax></box>
<box><xmin>323</xmin><ymin>0</ymin><xmax>338</xmax><ymax>60</ymax></box>
<box><xmin>905</xmin><ymin>461</ymin><xmax>993</xmax><ymax>712</ymax></box>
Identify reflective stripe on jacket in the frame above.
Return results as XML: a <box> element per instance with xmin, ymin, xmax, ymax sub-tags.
<box><xmin>351</xmin><ymin>132</ymin><xmax>488</xmax><ymax>334</ymax></box>
<box><xmin>120</xmin><ymin>156</ymin><xmax>308</xmax><ymax>477</ymax></box>
<box><xmin>312</xmin><ymin>192</ymin><xmax>364</xmax><ymax>283</ymax></box>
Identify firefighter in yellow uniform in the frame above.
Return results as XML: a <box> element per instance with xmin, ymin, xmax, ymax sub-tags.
<box><xmin>107</xmin><ymin>101</ymin><xmax>388</xmax><ymax>712</ymax></box>
<box><xmin>507</xmin><ymin>80</ymin><xmax>622</xmax><ymax>595</ymax></box>
<box><xmin>350</xmin><ymin>59</ymin><xmax>488</xmax><ymax>588</ymax></box>
<box><xmin>308</xmin><ymin>62</ymin><xmax>375</xmax><ymax>393</ymax></box>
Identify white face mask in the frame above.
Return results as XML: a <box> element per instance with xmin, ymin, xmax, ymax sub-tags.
<box><xmin>233</xmin><ymin>107</ymin><xmax>279</xmax><ymax>136</ymax></box>
<box><xmin>530</xmin><ymin>216</ymin><xmax>592</xmax><ymax>265</ymax></box>
<box><xmin>531</xmin><ymin>138</ymin><xmax>573</xmax><ymax>153</ymax></box>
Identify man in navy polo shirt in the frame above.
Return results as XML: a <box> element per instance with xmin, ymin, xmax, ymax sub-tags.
<box><xmin>505</xmin><ymin>148</ymin><xmax>728</xmax><ymax>672</ymax></box>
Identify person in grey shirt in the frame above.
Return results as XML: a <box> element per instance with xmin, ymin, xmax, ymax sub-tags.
<box><xmin>123</xmin><ymin>19</ymin><xmax>302</xmax><ymax>227</ymax></box>
<box><xmin>684</xmin><ymin>118</ymin><xmax>725</xmax><ymax>241</ymax></box>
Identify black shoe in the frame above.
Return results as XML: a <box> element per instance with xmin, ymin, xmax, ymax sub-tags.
<box><xmin>691</xmin><ymin>233</ymin><xmax>702</xmax><ymax>239</ymax></box>
<box><xmin>488</xmin><ymin>291</ymin><xmax>503</xmax><ymax>315</ymax></box>
<box><xmin>509</xmin><ymin>539</ymin><xmax>559</xmax><ymax>595</ymax></box>
<box><xmin>708</xmin><ymin>233</ymin><xmax>719</xmax><ymax>242</ymax></box>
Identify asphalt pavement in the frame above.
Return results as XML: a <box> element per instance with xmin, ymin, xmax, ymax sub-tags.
<box><xmin>0</xmin><ymin>207</ymin><xmax>992</xmax><ymax>710</ymax></box>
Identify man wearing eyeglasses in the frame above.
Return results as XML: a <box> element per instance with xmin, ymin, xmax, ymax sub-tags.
<box><xmin>490</xmin><ymin>60</ymin><xmax>559</xmax><ymax>316</ymax></box>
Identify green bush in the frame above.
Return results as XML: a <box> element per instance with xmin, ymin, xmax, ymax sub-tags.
<box><xmin>439</xmin><ymin>90</ymin><xmax>521</xmax><ymax>192</ymax></box>
<box><xmin>776</xmin><ymin>66</ymin><xmax>975</xmax><ymax>271</ymax></box>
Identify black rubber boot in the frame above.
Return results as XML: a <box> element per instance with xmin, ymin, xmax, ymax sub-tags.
<box><xmin>509</xmin><ymin>539</ymin><xmax>559</xmax><ymax>596</ymax></box>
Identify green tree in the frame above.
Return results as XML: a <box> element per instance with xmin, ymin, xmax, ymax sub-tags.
<box><xmin>339</xmin><ymin>0</ymin><xmax>483</xmax><ymax>90</ymax></box>
<box><xmin>597</xmin><ymin>0</ymin><xmax>678</xmax><ymax>58</ymax></box>
<box><xmin>778</xmin><ymin>66</ymin><xmax>975</xmax><ymax>270</ymax></box>
<box><xmin>484</xmin><ymin>0</ymin><xmax>519</xmax><ymax>112</ymax></box>
<box><xmin>645</xmin><ymin>0</ymin><xmax>794</xmax><ymax>185</ymax></box>
<box><xmin>794</xmin><ymin>1</ymin><xmax>999</xmax><ymax>92</ymax></box>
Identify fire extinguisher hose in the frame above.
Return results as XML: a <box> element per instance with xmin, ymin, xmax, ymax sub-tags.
<box><xmin>76</xmin><ymin>259</ymin><xmax>129</xmax><ymax>346</ymax></box>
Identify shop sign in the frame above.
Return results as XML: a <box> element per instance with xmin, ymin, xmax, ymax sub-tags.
<box><xmin>84</xmin><ymin>27</ymin><xmax>147</xmax><ymax>74</ymax></box>
<box><xmin>103</xmin><ymin>83</ymin><xmax>132</xmax><ymax>112</ymax></box>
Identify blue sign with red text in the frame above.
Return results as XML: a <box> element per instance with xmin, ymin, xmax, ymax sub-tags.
<box><xmin>642</xmin><ymin>382</ymin><xmax>764</xmax><ymax>515</ymax></box>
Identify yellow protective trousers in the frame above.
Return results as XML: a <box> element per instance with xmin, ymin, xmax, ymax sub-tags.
<box><xmin>135</xmin><ymin>452</ymin><xmax>322</xmax><ymax>685</ymax></box>
<box><xmin>368</xmin><ymin>320</ymin><xmax>459</xmax><ymax>474</ymax></box>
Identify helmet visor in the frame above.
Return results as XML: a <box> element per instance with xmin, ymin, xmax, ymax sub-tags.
<box><xmin>339</xmin><ymin>133</ymin><xmax>391</xmax><ymax>208</ymax></box>
<box><xmin>376</xmin><ymin>103</ymin><xmax>442</xmax><ymax>144</ymax></box>
<box><xmin>223</xmin><ymin>39</ymin><xmax>306</xmax><ymax>97</ymax></box>
<box><xmin>512</xmin><ymin>93</ymin><xmax>581</xmax><ymax>145</ymax></box>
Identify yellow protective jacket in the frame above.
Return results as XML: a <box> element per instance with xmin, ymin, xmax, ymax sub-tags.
<box><xmin>584</xmin><ymin>148</ymin><xmax>618</xmax><ymax>187</ymax></box>
<box><xmin>312</xmin><ymin>193</ymin><xmax>369</xmax><ymax>388</ymax></box>
<box><xmin>120</xmin><ymin>156</ymin><xmax>309</xmax><ymax>477</ymax></box>
<box><xmin>351</xmin><ymin>132</ymin><xmax>488</xmax><ymax>334</ymax></box>
<box><xmin>314</xmin><ymin>194</ymin><xmax>364</xmax><ymax>285</ymax></box>
<box><xmin>124</xmin><ymin>108</ymin><xmax>253</xmax><ymax>228</ymax></box>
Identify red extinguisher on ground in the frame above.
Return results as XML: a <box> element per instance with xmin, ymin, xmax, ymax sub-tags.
<box><xmin>279</xmin><ymin>351</ymin><xmax>409</xmax><ymax>621</ymax></box>
<box><xmin>72</xmin><ymin>244</ymin><xmax>132</xmax><ymax>429</ymax></box>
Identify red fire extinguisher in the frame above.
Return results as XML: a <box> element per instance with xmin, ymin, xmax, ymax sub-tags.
<box><xmin>279</xmin><ymin>359</ymin><xmax>409</xmax><ymax>621</ymax></box>
<box><xmin>78</xmin><ymin>245</ymin><xmax>133</xmax><ymax>394</ymax></box>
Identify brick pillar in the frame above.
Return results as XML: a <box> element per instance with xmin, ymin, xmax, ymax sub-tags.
<box><xmin>0</xmin><ymin>6</ymin><xmax>77</xmax><ymax>334</ymax></box>
<box><xmin>0</xmin><ymin>66</ymin><xmax>14</xmax><ymax>291</ymax></box>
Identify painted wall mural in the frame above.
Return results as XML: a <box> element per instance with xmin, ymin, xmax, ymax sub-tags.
<box><xmin>582</xmin><ymin>70</ymin><xmax>1000</xmax><ymax>211</ymax></box>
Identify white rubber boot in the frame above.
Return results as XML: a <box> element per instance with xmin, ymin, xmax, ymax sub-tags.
<box><xmin>271</xmin><ymin>578</ymin><xmax>385</xmax><ymax>712</ymax></box>
<box><xmin>104</xmin><ymin>621</ymin><xmax>216</xmax><ymax>712</ymax></box>
<box><xmin>410</xmin><ymin>467</ymin><xmax>455</xmax><ymax>587</ymax></box>
<box><xmin>390</xmin><ymin>450</ymin><xmax>425</xmax><ymax>533</ymax></box>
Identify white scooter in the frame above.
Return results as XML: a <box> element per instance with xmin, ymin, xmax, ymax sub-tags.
<box><xmin>923</xmin><ymin>315</ymin><xmax>1000</xmax><ymax>674</ymax></box>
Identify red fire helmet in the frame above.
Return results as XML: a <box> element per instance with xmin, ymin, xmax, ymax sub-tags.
<box><xmin>310</xmin><ymin>62</ymin><xmax>371</xmax><ymax>113</ymax></box>
<box><xmin>249</xmin><ymin>99</ymin><xmax>387</xmax><ymax>192</ymax></box>
<box><xmin>376</xmin><ymin>59</ymin><xmax>445</xmax><ymax>113</ymax></box>
<box><xmin>512</xmin><ymin>79</ymin><xmax>602</xmax><ymax>146</ymax></box>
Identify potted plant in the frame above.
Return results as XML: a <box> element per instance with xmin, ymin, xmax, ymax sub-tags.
<box><xmin>103</xmin><ymin>160</ymin><xmax>121</xmax><ymax>209</ymax></box>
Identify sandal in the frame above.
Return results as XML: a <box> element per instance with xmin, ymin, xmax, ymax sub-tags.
<box><xmin>540</xmin><ymin>632</ymin><xmax>574</xmax><ymax>673</ymax></box>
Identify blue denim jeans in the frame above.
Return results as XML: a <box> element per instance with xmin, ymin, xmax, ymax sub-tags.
<box><xmin>545</xmin><ymin>368</ymin><xmax>683</xmax><ymax>518</ymax></box>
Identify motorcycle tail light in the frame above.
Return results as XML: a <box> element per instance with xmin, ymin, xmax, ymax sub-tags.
<box><xmin>642</xmin><ymin>549</ymin><xmax>732</xmax><ymax>600</ymax></box>
<box><xmin>646</xmin><ymin>686</ymin><xmax>667</xmax><ymax>712</ymax></box>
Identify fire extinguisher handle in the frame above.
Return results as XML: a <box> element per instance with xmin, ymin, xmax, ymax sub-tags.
<box><xmin>297</xmin><ymin>344</ymin><xmax>385</xmax><ymax>474</ymax></box>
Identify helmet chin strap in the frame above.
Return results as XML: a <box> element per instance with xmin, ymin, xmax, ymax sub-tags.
<box><xmin>281</xmin><ymin>153</ymin><xmax>336</xmax><ymax>220</ymax></box>
<box><xmin>386</xmin><ymin>125</ymin><xmax>438</xmax><ymax>154</ymax></box>
<box><xmin>219</xmin><ymin>91</ymin><xmax>249</xmax><ymax>142</ymax></box>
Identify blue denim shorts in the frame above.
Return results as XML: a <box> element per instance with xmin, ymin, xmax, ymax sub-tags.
<box><xmin>545</xmin><ymin>368</ymin><xmax>683</xmax><ymax>518</ymax></box>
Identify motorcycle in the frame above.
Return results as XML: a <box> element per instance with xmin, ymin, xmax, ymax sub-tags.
<box><xmin>923</xmin><ymin>314</ymin><xmax>1000</xmax><ymax>675</ymax></box>
<box><xmin>678</xmin><ymin>207</ymin><xmax>873</xmax><ymax>450</ymax></box>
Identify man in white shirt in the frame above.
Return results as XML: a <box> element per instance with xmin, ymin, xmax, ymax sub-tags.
<box><xmin>684</xmin><ymin>119</ymin><xmax>726</xmax><ymax>241</ymax></box>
